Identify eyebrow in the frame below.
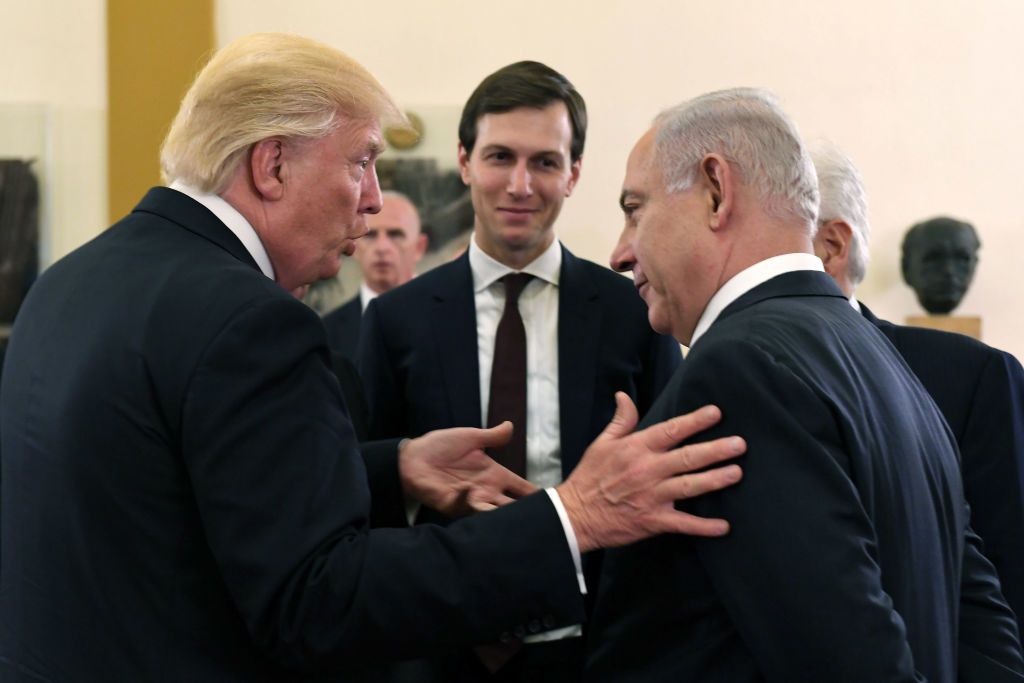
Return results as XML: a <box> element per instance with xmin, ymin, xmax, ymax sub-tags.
<box><xmin>479</xmin><ymin>143</ymin><xmax>563</xmax><ymax>158</ymax></box>
<box><xmin>367</xmin><ymin>137</ymin><xmax>385</xmax><ymax>156</ymax></box>
<box><xmin>619</xmin><ymin>190</ymin><xmax>643</xmax><ymax>211</ymax></box>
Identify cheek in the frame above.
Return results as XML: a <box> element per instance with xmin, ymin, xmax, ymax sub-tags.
<box><xmin>475</xmin><ymin>167</ymin><xmax>508</xmax><ymax>195</ymax></box>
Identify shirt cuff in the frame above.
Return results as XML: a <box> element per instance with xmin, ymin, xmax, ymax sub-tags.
<box><xmin>545</xmin><ymin>487</ymin><xmax>587</xmax><ymax>594</ymax></box>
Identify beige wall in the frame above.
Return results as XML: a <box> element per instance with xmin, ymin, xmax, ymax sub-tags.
<box><xmin>6</xmin><ymin>1</ymin><xmax>1022</xmax><ymax>357</ymax></box>
<box><xmin>219</xmin><ymin>0</ymin><xmax>1024</xmax><ymax>359</ymax></box>
<box><xmin>1</xmin><ymin>0</ymin><xmax>107</xmax><ymax>265</ymax></box>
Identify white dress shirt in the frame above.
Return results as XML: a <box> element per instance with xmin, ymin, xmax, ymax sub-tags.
<box><xmin>689</xmin><ymin>253</ymin><xmax>824</xmax><ymax>347</ymax></box>
<box><xmin>358</xmin><ymin>282</ymin><xmax>379</xmax><ymax>312</ymax></box>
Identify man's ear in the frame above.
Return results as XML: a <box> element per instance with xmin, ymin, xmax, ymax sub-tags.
<box><xmin>415</xmin><ymin>232</ymin><xmax>429</xmax><ymax>260</ymax></box>
<box><xmin>815</xmin><ymin>219</ymin><xmax>852</xmax><ymax>277</ymax></box>
<box><xmin>457</xmin><ymin>143</ymin><xmax>472</xmax><ymax>186</ymax></box>
<box><xmin>700</xmin><ymin>154</ymin><xmax>733</xmax><ymax>230</ymax></box>
<box><xmin>565</xmin><ymin>156</ymin><xmax>582</xmax><ymax>197</ymax></box>
<box><xmin>250</xmin><ymin>138</ymin><xmax>286</xmax><ymax>201</ymax></box>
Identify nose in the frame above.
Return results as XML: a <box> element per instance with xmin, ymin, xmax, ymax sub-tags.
<box><xmin>609</xmin><ymin>229</ymin><xmax>636</xmax><ymax>273</ymax></box>
<box><xmin>360</xmin><ymin>165</ymin><xmax>383</xmax><ymax>216</ymax></box>
<box><xmin>507</xmin><ymin>161</ymin><xmax>533</xmax><ymax>198</ymax></box>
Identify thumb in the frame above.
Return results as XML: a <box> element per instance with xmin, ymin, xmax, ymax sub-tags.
<box><xmin>475</xmin><ymin>421</ymin><xmax>514</xmax><ymax>449</ymax></box>
<box><xmin>599</xmin><ymin>391</ymin><xmax>638</xmax><ymax>440</ymax></box>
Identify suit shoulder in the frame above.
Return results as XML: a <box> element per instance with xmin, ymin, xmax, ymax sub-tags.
<box><xmin>886</xmin><ymin>323</ymin><xmax>1003</xmax><ymax>364</ymax></box>
<box><xmin>372</xmin><ymin>259</ymin><xmax>465</xmax><ymax>310</ymax></box>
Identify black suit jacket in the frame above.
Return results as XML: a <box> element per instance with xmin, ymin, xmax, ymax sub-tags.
<box><xmin>0</xmin><ymin>188</ymin><xmax>585</xmax><ymax>681</ymax></box>
<box><xmin>321</xmin><ymin>297</ymin><xmax>369</xmax><ymax>440</ymax></box>
<box><xmin>587</xmin><ymin>271</ymin><xmax>1024</xmax><ymax>682</ymax></box>
<box><xmin>359</xmin><ymin>246</ymin><xmax>681</xmax><ymax>481</ymax></box>
<box><xmin>862</xmin><ymin>303</ymin><xmax>1024</xmax><ymax>630</ymax></box>
<box><xmin>323</xmin><ymin>294</ymin><xmax>362</xmax><ymax>360</ymax></box>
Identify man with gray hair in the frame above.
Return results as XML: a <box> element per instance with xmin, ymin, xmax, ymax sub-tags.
<box><xmin>812</xmin><ymin>140</ymin><xmax>1024</xmax><ymax>632</ymax></box>
<box><xmin>0</xmin><ymin>34</ymin><xmax>748</xmax><ymax>680</ymax></box>
<box><xmin>586</xmin><ymin>88</ymin><xmax>1024</xmax><ymax>681</ymax></box>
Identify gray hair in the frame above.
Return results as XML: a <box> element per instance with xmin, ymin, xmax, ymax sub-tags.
<box><xmin>653</xmin><ymin>87</ymin><xmax>818</xmax><ymax>229</ymax></box>
<box><xmin>811</xmin><ymin>141</ymin><xmax>871</xmax><ymax>285</ymax></box>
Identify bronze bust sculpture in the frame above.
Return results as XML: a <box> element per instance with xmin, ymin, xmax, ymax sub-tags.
<box><xmin>901</xmin><ymin>216</ymin><xmax>980</xmax><ymax>315</ymax></box>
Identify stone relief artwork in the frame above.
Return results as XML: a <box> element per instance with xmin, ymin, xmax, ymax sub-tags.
<box><xmin>0</xmin><ymin>159</ymin><xmax>39</xmax><ymax>327</ymax></box>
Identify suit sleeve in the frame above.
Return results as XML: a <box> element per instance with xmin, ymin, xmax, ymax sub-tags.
<box><xmin>957</xmin><ymin>523</ymin><xmax>1024</xmax><ymax>681</ymax></box>
<box><xmin>959</xmin><ymin>350</ymin><xmax>1024</xmax><ymax>628</ymax></box>
<box><xmin>181</xmin><ymin>297</ymin><xmax>584</xmax><ymax>671</ymax></box>
<box><xmin>676</xmin><ymin>339</ymin><xmax>924</xmax><ymax>682</ymax></box>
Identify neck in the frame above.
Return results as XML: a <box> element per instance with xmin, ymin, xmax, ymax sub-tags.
<box><xmin>474</xmin><ymin>232</ymin><xmax>554</xmax><ymax>271</ymax></box>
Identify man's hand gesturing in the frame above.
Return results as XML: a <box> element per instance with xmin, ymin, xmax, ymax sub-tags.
<box><xmin>557</xmin><ymin>392</ymin><xmax>745</xmax><ymax>552</ymax></box>
<box><xmin>398</xmin><ymin>422</ymin><xmax>537</xmax><ymax>517</ymax></box>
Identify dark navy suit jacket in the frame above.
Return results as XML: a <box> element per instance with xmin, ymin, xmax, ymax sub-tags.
<box><xmin>862</xmin><ymin>303</ymin><xmax>1024</xmax><ymax>630</ymax></box>
<box><xmin>0</xmin><ymin>188</ymin><xmax>585</xmax><ymax>681</ymax></box>
<box><xmin>587</xmin><ymin>271</ymin><xmax>1024</xmax><ymax>682</ymax></box>
<box><xmin>323</xmin><ymin>294</ymin><xmax>362</xmax><ymax>361</ymax></box>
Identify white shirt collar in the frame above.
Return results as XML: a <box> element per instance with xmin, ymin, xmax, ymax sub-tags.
<box><xmin>468</xmin><ymin>235</ymin><xmax>562</xmax><ymax>292</ymax></box>
<box><xmin>689</xmin><ymin>253</ymin><xmax>824</xmax><ymax>347</ymax></box>
<box><xmin>359</xmin><ymin>281</ymin><xmax>380</xmax><ymax>312</ymax></box>
<box><xmin>168</xmin><ymin>181</ymin><xmax>276</xmax><ymax>281</ymax></box>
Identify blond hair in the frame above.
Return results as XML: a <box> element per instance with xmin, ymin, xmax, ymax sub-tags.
<box><xmin>160</xmin><ymin>32</ymin><xmax>403</xmax><ymax>193</ymax></box>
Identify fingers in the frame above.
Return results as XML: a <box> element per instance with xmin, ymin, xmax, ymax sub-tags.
<box><xmin>495</xmin><ymin>471</ymin><xmax>538</xmax><ymax>498</ymax></box>
<box><xmin>639</xmin><ymin>404</ymin><xmax>723</xmax><ymax>451</ymax></box>
<box><xmin>473</xmin><ymin>421</ymin><xmax>514</xmax><ymax>449</ymax></box>
<box><xmin>598</xmin><ymin>392</ymin><xmax>639</xmax><ymax>440</ymax></box>
<box><xmin>651</xmin><ymin>436</ymin><xmax>746</xmax><ymax>478</ymax></box>
<box><xmin>465</xmin><ymin>481</ymin><xmax>535</xmax><ymax>513</ymax></box>
<box><xmin>655</xmin><ymin>463</ymin><xmax>743</xmax><ymax>502</ymax></box>
<box><xmin>655</xmin><ymin>509</ymin><xmax>731</xmax><ymax>537</ymax></box>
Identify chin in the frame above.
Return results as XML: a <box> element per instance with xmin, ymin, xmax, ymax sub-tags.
<box><xmin>647</xmin><ymin>308</ymin><xmax>671</xmax><ymax>336</ymax></box>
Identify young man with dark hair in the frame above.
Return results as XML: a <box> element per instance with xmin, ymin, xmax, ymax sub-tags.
<box><xmin>359</xmin><ymin>61</ymin><xmax>682</xmax><ymax>681</ymax></box>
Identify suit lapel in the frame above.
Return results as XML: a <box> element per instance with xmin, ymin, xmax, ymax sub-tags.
<box><xmin>558</xmin><ymin>246</ymin><xmax>601</xmax><ymax>474</ymax></box>
<box><xmin>429</xmin><ymin>253</ymin><xmax>483</xmax><ymax>428</ymax></box>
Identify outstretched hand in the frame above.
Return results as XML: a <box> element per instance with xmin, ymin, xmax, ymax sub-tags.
<box><xmin>398</xmin><ymin>422</ymin><xmax>537</xmax><ymax>517</ymax></box>
<box><xmin>557</xmin><ymin>392</ymin><xmax>745</xmax><ymax>552</ymax></box>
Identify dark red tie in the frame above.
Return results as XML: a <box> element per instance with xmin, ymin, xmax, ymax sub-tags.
<box><xmin>486</xmin><ymin>273</ymin><xmax>532</xmax><ymax>477</ymax></box>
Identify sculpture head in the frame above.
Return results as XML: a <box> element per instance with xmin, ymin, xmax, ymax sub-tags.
<box><xmin>901</xmin><ymin>216</ymin><xmax>980</xmax><ymax>314</ymax></box>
